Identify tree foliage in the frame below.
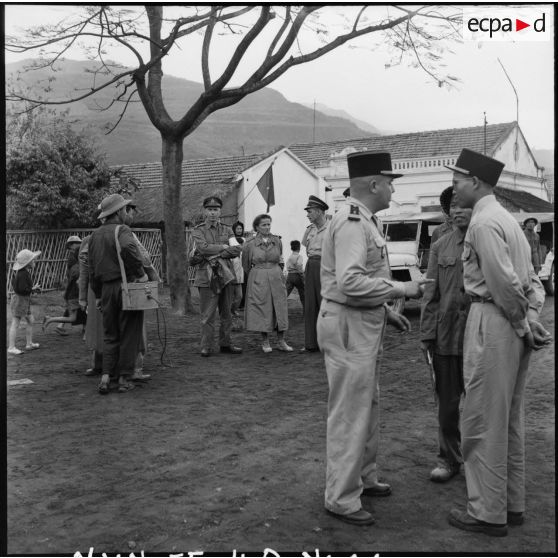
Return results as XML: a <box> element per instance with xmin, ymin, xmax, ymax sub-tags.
<box><xmin>6</xmin><ymin>106</ymin><xmax>137</xmax><ymax>229</ymax></box>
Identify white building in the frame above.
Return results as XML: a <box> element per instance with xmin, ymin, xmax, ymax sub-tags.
<box><xmin>289</xmin><ymin>121</ymin><xmax>551</xmax><ymax>217</ymax></box>
<box><xmin>115</xmin><ymin>146</ymin><xmax>328</xmax><ymax>246</ymax></box>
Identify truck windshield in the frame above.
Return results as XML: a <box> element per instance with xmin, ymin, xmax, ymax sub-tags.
<box><xmin>383</xmin><ymin>222</ymin><xmax>419</xmax><ymax>242</ymax></box>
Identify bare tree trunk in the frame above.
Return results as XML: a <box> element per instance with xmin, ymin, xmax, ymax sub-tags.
<box><xmin>161</xmin><ymin>134</ymin><xmax>193</xmax><ymax>314</ymax></box>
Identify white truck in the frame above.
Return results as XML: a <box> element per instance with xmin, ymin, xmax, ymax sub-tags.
<box><xmin>381</xmin><ymin>210</ymin><xmax>554</xmax><ymax>312</ymax></box>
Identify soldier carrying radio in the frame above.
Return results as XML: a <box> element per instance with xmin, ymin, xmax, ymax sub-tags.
<box><xmin>88</xmin><ymin>193</ymin><xmax>148</xmax><ymax>395</ymax></box>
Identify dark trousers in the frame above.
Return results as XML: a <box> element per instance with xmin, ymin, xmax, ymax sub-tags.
<box><xmin>101</xmin><ymin>280</ymin><xmax>144</xmax><ymax>379</ymax></box>
<box><xmin>286</xmin><ymin>272</ymin><xmax>305</xmax><ymax>310</ymax></box>
<box><xmin>304</xmin><ymin>258</ymin><xmax>322</xmax><ymax>350</ymax></box>
<box><xmin>433</xmin><ymin>353</ymin><xmax>465</xmax><ymax>468</ymax></box>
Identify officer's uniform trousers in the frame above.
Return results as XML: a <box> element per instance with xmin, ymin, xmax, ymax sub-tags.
<box><xmin>101</xmin><ymin>279</ymin><xmax>144</xmax><ymax>378</ymax></box>
<box><xmin>317</xmin><ymin>298</ymin><xmax>386</xmax><ymax>515</ymax></box>
<box><xmin>462</xmin><ymin>301</ymin><xmax>531</xmax><ymax>524</ymax></box>
<box><xmin>304</xmin><ymin>256</ymin><xmax>322</xmax><ymax>350</ymax></box>
<box><xmin>199</xmin><ymin>285</ymin><xmax>233</xmax><ymax>350</ymax></box>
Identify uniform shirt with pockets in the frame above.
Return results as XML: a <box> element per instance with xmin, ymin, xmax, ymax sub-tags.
<box><xmin>462</xmin><ymin>195</ymin><xmax>545</xmax><ymax>337</ymax></box>
<box><xmin>191</xmin><ymin>221</ymin><xmax>241</xmax><ymax>288</ymax></box>
<box><xmin>421</xmin><ymin>228</ymin><xmax>470</xmax><ymax>355</ymax></box>
<box><xmin>320</xmin><ymin>197</ymin><xmax>406</xmax><ymax>308</ymax></box>
<box><xmin>302</xmin><ymin>221</ymin><xmax>329</xmax><ymax>257</ymax></box>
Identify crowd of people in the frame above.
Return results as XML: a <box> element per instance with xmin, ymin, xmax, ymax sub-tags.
<box><xmin>7</xmin><ymin>146</ymin><xmax>553</xmax><ymax>538</ymax></box>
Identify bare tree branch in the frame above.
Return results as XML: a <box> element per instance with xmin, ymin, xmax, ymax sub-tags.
<box><xmin>201</xmin><ymin>7</ymin><xmax>218</xmax><ymax>90</ymax></box>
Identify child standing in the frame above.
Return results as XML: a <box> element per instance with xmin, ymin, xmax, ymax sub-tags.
<box><xmin>285</xmin><ymin>240</ymin><xmax>305</xmax><ymax>312</ymax></box>
<box><xmin>8</xmin><ymin>249</ymin><xmax>42</xmax><ymax>355</ymax></box>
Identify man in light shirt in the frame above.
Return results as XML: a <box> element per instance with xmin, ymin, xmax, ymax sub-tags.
<box><xmin>446</xmin><ymin>148</ymin><xmax>550</xmax><ymax>537</ymax></box>
<box><xmin>285</xmin><ymin>240</ymin><xmax>305</xmax><ymax>311</ymax></box>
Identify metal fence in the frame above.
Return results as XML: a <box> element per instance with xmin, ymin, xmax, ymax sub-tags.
<box><xmin>6</xmin><ymin>228</ymin><xmax>163</xmax><ymax>294</ymax></box>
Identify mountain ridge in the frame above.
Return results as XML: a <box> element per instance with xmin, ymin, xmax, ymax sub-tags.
<box><xmin>6</xmin><ymin>58</ymin><xmax>380</xmax><ymax>166</ymax></box>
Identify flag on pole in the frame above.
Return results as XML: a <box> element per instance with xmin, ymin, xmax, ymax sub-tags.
<box><xmin>256</xmin><ymin>165</ymin><xmax>275</xmax><ymax>212</ymax></box>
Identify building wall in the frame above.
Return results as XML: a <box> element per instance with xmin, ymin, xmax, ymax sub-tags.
<box><xmin>237</xmin><ymin>151</ymin><xmax>327</xmax><ymax>247</ymax></box>
<box><xmin>319</xmin><ymin>129</ymin><xmax>548</xmax><ymax>216</ymax></box>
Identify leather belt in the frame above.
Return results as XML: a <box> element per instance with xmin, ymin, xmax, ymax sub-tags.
<box><xmin>470</xmin><ymin>295</ymin><xmax>494</xmax><ymax>303</ymax></box>
<box><xmin>252</xmin><ymin>263</ymin><xmax>277</xmax><ymax>269</ymax></box>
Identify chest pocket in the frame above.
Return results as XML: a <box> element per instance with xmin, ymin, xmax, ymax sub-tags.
<box><xmin>367</xmin><ymin>231</ymin><xmax>386</xmax><ymax>268</ymax></box>
<box><xmin>439</xmin><ymin>256</ymin><xmax>457</xmax><ymax>268</ymax></box>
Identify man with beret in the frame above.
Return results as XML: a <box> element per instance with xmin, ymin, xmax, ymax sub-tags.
<box><xmin>88</xmin><ymin>193</ymin><xmax>148</xmax><ymax>394</ymax></box>
<box><xmin>446</xmin><ymin>148</ymin><xmax>550</xmax><ymax>536</ymax></box>
<box><xmin>420</xmin><ymin>187</ymin><xmax>472</xmax><ymax>484</ymax></box>
<box><xmin>301</xmin><ymin>194</ymin><xmax>330</xmax><ymax>352</ymax></box>
<box><xmin>192</xmin><ymin>196</ymin><xmax>243</xmax><ymax>357</ymax></box>
<box><xmin>431</xmin><ymin>186</ymin><xmax>454</xmax><ymax>245</ymax></box>
<box><xmin>318</xmin><ymin>150</ymin><xmax>431</xmax><ymax>526</ymax></box>
<box><xmin>523</xmin><ymin>217</ymin><xmax>543</xmax><ymax>274</ymax></box>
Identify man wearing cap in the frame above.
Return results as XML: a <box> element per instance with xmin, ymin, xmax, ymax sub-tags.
<box><xmin>191</xmin><ymin>196</ymin><xmax>243</xmax><ymax>357</ymax></box>
<box><xmin>318</xmin><ymin>151</ymin><xmax>431</xmax><ymax>526</ymax></box>
<box><xmin>420</xmin><ymin>187</ymin><xmax>472</xmax><ymax>484</ymax></box>
<box><xmin>88</xmin><ymin>193</ymin><xmax>148</xmax><ymax>394</ymax></box>
<box><xmin>431</xmin><ymin>187</ymin><xmax>454</xmax><ymax>245</ymax></box>
<box><xmin>301</xmin><ymin>195</ymin><xmax>330</xmax><ymax>352</ymax></box>
<box><xmin>446</xmin><ymin>148</ymin><xmax>550</xmax><ymax>536</ymax></box>
<box><xmin>523</xmin><ymin>217</ymin><xmax>543</xmax><ymax>274</ymax></box>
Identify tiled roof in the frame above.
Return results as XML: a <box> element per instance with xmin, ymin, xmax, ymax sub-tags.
<box><xmin>112</xmin><ymin>149</ymin><xmax>283</xmax><ymax>225</ymax></box>
<box><xmin>494</xmin><ymin>186</ymin><xmax>554</xmax><ymax>213</ymax></box>
<box><xmin>289</xmin><ymin>122</ymin><xmax>516</xmax><ymax>168</ymax></box>
<box><xmin>111</xmin><ymin>149</ymin><xmax>280</xmax><ymax>190</ymax></box>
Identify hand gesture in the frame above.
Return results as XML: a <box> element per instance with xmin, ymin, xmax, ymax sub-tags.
<box><xmin>32</xmin><ymin>283</ymin><xmax>41</xmax><ymax>292</ymax></box>
<box><xmin>403</xmin><ymin>278</ymin><xmax>434</xmax><ymax>299</ymax></box>
<box><xmin>386</xmin><ymin>309</ymin><xmax>411</xmax><ymax>332</ymax></box>
<box><xmin>79</xmin><ymin>299</ymin><xmax>87</xmax><ymax>310</ymax></box>
<box><xmin>528</xmin><ymin>319</ymin><xmax>552</xmax><ymax>350</ymax></box>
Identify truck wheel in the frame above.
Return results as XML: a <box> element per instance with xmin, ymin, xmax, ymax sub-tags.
<box><xmin>388</xmin><ymin>297</ymin><xmax>405</xmax><ymax>314</ymax></box>
<box><xmin>544</xmin><ymin>263</ymin><xmax>554</xmax><ymax>296</ymax></box>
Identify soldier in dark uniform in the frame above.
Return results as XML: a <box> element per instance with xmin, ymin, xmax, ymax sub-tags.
<box><xmin>88</xmin><ymin>194</ymin><xmax>147</xmax><ymax>394</ymax></box>
<box><xmin>318</xmin><ymin>151</ymin><xmax>431</xmax><ymax>526</ymax></box>
<box><xmin>191</xmin><ymin>196</ymin><xmax>243</xmax><ymax>357</ymax></box>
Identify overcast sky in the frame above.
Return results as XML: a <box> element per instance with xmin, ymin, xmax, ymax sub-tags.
<box><xmin>5</xmin><ymin>4</ymin><xmax>555</xmax><ymax>151</ymax></box>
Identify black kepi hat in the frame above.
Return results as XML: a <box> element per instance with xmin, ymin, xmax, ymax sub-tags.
<box><xmin>304</xmin><ymin>195</ymin><xmax>329</xmax><ymax>211</ymax></box>
<box><xmin>347</xmin><ymin>151</ymin><xmax>403</xmax><ymax>179</ymax></box>
<box><xmin>445</xmin><ymin>148</ymin><xmax>505</xmax><ymax>187</ymax></box>
<box><xmin>203</xmin><ymin>196</ymin><xmax>223</xmax><ymax>208</ymax></box>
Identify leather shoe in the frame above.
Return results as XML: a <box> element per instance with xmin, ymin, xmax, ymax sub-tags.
<box><xmin>430</xmin><ymin>463</ymin><xmax>460</xmax><ymax>483</ymax></box>
<box><xmin>220</xmin><ymin>345</ymin><xmax>243</xmax><ymax>354</ymax></box>
<box><xmin>362</xmin><ymin>481</ymin><xmax>392</xmax><ymax>497</ymax></box>
<box><xmin>507</xmin><ymin>511</ymin><xmax>524</xmax><ymax>526</ymax></box>
<box><xmin>326</xmin><ymin>508</ymin><xmax>375</xmax><ymax>526</ymax></box>
<box><xmin>299</xmin><ymin>347</ymin><xmax>320</xmax><ymax>353</ymax></box>
<box><xmin>448</xmin><ymin>508</ymin><xmax>507</xmax><ymax>537</ymax></box>
<box><xmin>200</xmin><ymin>348</ymin><xmax>211</xmax><ymax>357</ymax></box>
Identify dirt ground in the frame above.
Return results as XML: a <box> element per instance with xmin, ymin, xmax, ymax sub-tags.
<box><xmin>6</xmin><ymin>288</ymin><xmax>555</xmax><ymax>555</ymax></box>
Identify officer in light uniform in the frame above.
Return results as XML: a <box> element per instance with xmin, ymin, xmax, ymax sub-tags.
<box><xmin>192</xmin><ymin>196</ymin><xmax>243</xmax><ymax>357</ymax></box>
<box><xmin>301</xmin><ymin>195</ymin><xmax>329</xmax><ymax>352</ymax></box>
<box><xmin>318</xmin><ymin>151</ymin><xmax>431</xmax><ymax>526</ymax></box>
<box><xmin>446</xmin><ymin>148</ymin><xmax>550</xmax><ymax>537</ymax></box>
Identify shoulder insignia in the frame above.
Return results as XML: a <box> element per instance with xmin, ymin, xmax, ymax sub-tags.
<box><xmin>348</xmin><ymin>204</ymin><xmax>361</xmax><ymax>221</ymax></box>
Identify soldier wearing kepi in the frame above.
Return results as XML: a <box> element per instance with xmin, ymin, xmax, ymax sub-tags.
<box><xmin>301</xmin><ymin>195</ymin><xmax>329</xmax><ymax>352</ymax></box>
<box><xmin>318</xmin><ymin>151</ymin><xmax>432</xmax><ymax>526</ymax></box>
<box><xmin>446</xmin><ymin>148</ymin><xmax>550</xmax><ymax>537</ymax></box>
<box><xmin>192</xmin><ymin>196</ymin><xmax>243</xmax><ymax>357</ymax></box>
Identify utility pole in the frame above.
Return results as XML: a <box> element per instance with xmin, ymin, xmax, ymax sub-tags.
<box><xmin>483</xmin><ymin>112</ymin><xmax>487</xmax><ymax>155</ymax></box>
<box><xmin>498</xmin><ymin>58</ymin><xmax>519</xmax><ymax>189</ymax></box>
<box><xmin>312</xmin><ymin>99</ymin><xmax>316</xmax><ymax>144</ymax></box>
